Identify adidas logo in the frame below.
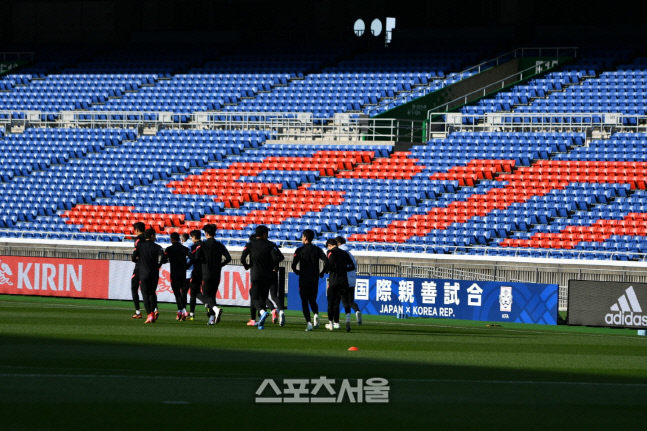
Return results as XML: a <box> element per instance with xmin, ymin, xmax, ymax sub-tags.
<box><xmin>605</xmin><ymin>286</ymin><xmax>647</xmax><ymax>327</ymax></box>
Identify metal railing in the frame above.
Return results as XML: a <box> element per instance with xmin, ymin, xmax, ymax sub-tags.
<box><xmin>0</xmin><ymin>245</ymin><xmax>103</xmax><ymax>260</ymax></box>
<box><xmin>0</xmin><ymin>52</ymin><xmax>35</xmax><ymax>62</ymax></box>
<box><xmin>427</xmin><ymin>47</ymin><xmax>578</xmax><ymax>119</ymax></box>
<box><xmin>97</xmin><ymin>252</ymin><xmax>131</xmax><ymax>261</ymax></box>
<box><xmin>428</xmin><ymin>112</ymin><xmax>647</xmax><ymax>136</ymax></box>
<box><xmin>0</xmin><ymin>110</ymin><xmax>424</xmax><ymax>143</ymax></box>
<box><xmin>3</xmin><ymin>235</ymin><xmax>646</xmax><ymax>263</ymax></box>
<box><xmin>366</xmin><ymin>47</ymin><xmax>577</xmax><ymax>118</ymax></box>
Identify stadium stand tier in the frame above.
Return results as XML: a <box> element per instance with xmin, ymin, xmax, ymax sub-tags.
<box><xmin>1</xmin><ymin>46</ymin><xmax>647</xmax><ymax>261</ymax></box>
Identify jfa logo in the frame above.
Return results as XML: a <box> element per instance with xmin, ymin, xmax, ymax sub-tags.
<box><xmin>156</xmin><ymin>269</ymin><xmax>173</xmax><ymax>294</ymax></box>
<box><xmin>0</xmin><ymin>260</ymin><xmax>13</xmax><ymax>285</ymax></box>
<box><xmin>499</xmin><ymin>286</ymin><xmax>513</xmax><ymax>312</ymax></box>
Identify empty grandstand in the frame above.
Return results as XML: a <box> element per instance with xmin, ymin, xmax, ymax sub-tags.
<box><xmin>1</xmin><ymin>41</ymin><xmax>647</xmax><ymax>267</ymax></box>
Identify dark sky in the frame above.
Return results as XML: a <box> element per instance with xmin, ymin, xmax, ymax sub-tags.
<box><xmin>1</xmin><ymin>0</ymin><xmax>645</xmax><ymax>48</ymax></box>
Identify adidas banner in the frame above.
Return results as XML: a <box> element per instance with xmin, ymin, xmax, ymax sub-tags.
<box><xmin>568</xmin><ymin>280</ymin><xmax>647</xmax><ymax>329</ymax></box>
<box><xmin>288</xmin><ymin>274</ymin><xmax>559</xmax><ymax>325</ymax></box>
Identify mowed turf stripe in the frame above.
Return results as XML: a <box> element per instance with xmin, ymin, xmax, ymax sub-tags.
<box><xmin>2</xmin><ymin>371</ymin><xmax>647</xmax><ymax>388</ymax></box>
<box><xmin>0</xmin><ymin>296</ymin><xmax>641</xmax><ymax>338</ymax></box>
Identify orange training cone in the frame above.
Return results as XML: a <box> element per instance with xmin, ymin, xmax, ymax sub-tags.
<box><xmin>348</xmin><ymin>346</ymin><xmax>359</xmax><ymax>351</ymax></box>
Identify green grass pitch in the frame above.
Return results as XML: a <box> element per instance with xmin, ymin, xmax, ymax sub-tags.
<box><xmin>1</xmin><ymin>295</ymin><xmax>647</xmax><ymax>430</ymax></box>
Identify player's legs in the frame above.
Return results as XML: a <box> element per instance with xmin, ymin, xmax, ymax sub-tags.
<box><xmin>200</xmin><ymin>278</ymin><xmax>220</xmax><ymax>315</ymax></box>
<box><xmin>250</xmin><ymin>279</ymin><xmax>272</xmax><ymax>328</ymax></box>
<box><xmin>140</xmin><ymin>279</ymin><xmax>156</xmax><ymax>315</ymax></box>
<box><xmin>340</xmin><ymin>285</ymin><xmax>353</xmax><ymax>314</ymax></box>
<box><xmin>249</xmin><ymin>280</ymin><xmax>268</xmax><ymax>313</ymax></box>
<box><xmin>308</xmin><ymin>283</ymin><xmax>319</xmax><ymax>316</ymax></box>
<box><xmin>299</xmin><ymin>285</ymin><xmax>312</xmax><ymax>323</ymax></box>
<box><xmin>267</xmin><ymin>281</ymin><xmax>284</xmax><ymax>311</ymax></box>
<box><xmin>131</xmin><ymin>272</ymin><xmax>141</xmax><ymax>313</ymax></box>
<box><xmin>188</xmin><ymin>279</ymin><xmax>200</xmax><ymax>314</ymax></box>
<box><xmin>326</xmin><ymin>284</ymin><xmax>340</xmax><ymax>327</ymax></box>
<box><xmin>171</xmin><ymin>279</ymin><xmax>185</xmax><ymax>310</ymax></box>
<box><xmin>299</xmin><ymin>281</ymin><xmax>319</xmax><ymax>322</ymax></box>
<box><xmin>249</xmin><ymin>300</ymin><xmax>257</xmax><ymax>320</ymax></box>
<box><xmin>202</xmin><ymin>278</ymin><xmax>222</xmax><ymax>324</ymax></box>
<box><xmin>340</xmin><ymin>284</ymin><xmax>354</xmax><ymax>332</ymax></box>
<box><xmin>181</xmin><ymin>279</ymin><xmax>190</xmax><ymax>309</ymax></box>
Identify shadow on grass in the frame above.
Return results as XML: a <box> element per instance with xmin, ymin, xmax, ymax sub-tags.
<box><xmin>1</xmin><ymin>333</ymin><xmax>647</xmax><ymax>430</ymax></box>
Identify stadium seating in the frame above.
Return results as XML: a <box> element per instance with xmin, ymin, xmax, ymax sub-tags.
<box><xmin>1</xmin><ymin>47</ymin><xmax>647</xmax><ymax>260</ymax></box>
<box><xmin>0</xmin><ymin>47</ymin><xmax>478</xmax><ymax>122</ymax></box>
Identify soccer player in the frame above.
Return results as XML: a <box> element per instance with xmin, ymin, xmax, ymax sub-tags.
<box><xmin>266</xmin><ymin>258</ymin><xmax>286</xmax><ymax>326</ymax></box>
<box><xmin>240</xmin><ymin>225</ymin><xmax>284</xmax><ymax>329</ymax></box>
<box><xmin>193</xmin><ymin>224</ymin><xmax>231</xmax><ymax>325</ymax></box>
<box><xmin>335</xmin><ymin>236</ymin><xmax>362</xmax><ymax>326</ymax></box>
<box><xmin>180</xmin><ymin>232</ymin><xmax>193</xmax><ymax>319</ymax></box>
<box><xmin>130</xmin><ymin>222</ymin><xmax>146</xmax><ymax>319</ymax></box>
<box><xmin>164</xmin><ymin>232</ymin><xmax>191</xmax><ymax>321</ymax></box>
<box><xmin>244</xmin><ymin>232</ymin><xmax>259</xmax><ymax>326</ymax></box>
<box><xmin>292</xmin><ymin>229</ymin><xmax>329</xmax><ymax>331</ymax></box>
<box><xmin>132</xmin><ymin>228</ymin><xmax>167</xmax><ymax>323</ymax></box>
<box><xmin>325</xmin><ymin>238</ymin><xmax>356</xmax><ymax>332</ymax></box>
<box><xmin>186</xmin><ymin>229</ymin><xmax>203</xmax><ymax>321</ymax></box>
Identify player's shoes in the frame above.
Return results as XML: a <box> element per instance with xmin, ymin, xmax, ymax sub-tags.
<box><xmin>132</xmin><ymin>313</ymin><xmax>142</xmax><ymax>319</ymax></box>
<box><xmin>247</xmin><ymin>319</ymin><xmax>257</xmax><ymax>326</ymax></box>
<box><xmin>325</xmin><ymin>322</ymin><xmax>334</xmax><ymax>331</ymax></box>
<box><xmin>214</xmin><ymin>307</ymin><xmax>223</xmax><ymax>324</ymax></box>
<box><xmin>346</xmin><ymin>321</ymin><xmax>351</xmax><ymax>332</ymax></box>
<box><xmin>356</xmin><ymin>311</ymin><xmax>362</xmax><ymax>326</ymax></box>
<box><xmin>305</xmin><ymin>322</ymin><xmax>313</xmax><ymax>332</ymax></box>
<box><xmin>333</xmin><ymin>322</ymin><xmax>340</xmax><ymax>330</ymax></box>
<box><xmin>258</xmin><ymin>311</ymin><xmax>269</xmax><ymax>329</ymax></box>
<box><xmin>183</xmin><ymin>311</ymin><xmax>190</xmax><ymax>320</ymax></box>
<box><xmin>279</xmin><ymin>310</ymin><xmax>285</xmax><ymax>327</ymax></box>
<box><xmin>176</xmin><ymin>311</ymin><xmax>182</xmax><ymax>321</ymax></box>
<box><xmin>154</xmin><ymin>310</ymin><xmax>159</xmax><ymax>320</ymax></box>
<box><xmin>189</xmin><ymin>313</ymin><xmax>195</xmax><ymax>321</ymax></box>
<box><xmin>145</xmin><ymin>313</ymin><xmax>155</xmax><ymax>324</ymax></box>
<box><xmin>271</xmin><ymin>309</ymin><xmax>278</xmax><ymax>324</ymax></box>
<box><xmin>207</xmin><ymin>315</ymin><xmax>215</xmax><ymax>325</ymax></box>
<box><xmin>313</xmin><ymin>314</ymin><xmax>320</xmax><ymax>329</ymax></box>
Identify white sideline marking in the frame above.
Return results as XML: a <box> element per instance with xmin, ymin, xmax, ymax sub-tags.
<box><xmin>0</xmin><ymin>373</ymin><xmax>259</xmax><ymax>381</ymax></box>
<box><xmin>0</xmin><ymin>300</ymin><xmax>133</xmax><ymax>311</ymax></box>
<box><xmin>0</xmin><ymin>371</ymin><xmax>646</xmax><ymax>388</ymax></box>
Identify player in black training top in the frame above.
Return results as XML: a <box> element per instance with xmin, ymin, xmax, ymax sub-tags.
<box><xmin>244</xmin><ymin>232</ymin><xmax>260</xmax><ymax>326</ymax></box>
<box><xmin>325</xmin><ymin>238</ymin><xmax>356</xmax><ymax>332</ymax></box>
<box><xmin>240</xmin><ymin>225</ymin><xmax>284</xmax><ymax>330</ymax></box>
<box><xmin>192</xmin><ymin>224</ymin><xmax>231</xmax><ymax>325</ymax></box>
<box><xmin>180</xmin><ymin>232</ymin><xmax>193</xmax><ymax>320</ymax></box>
<box><xmin>335</xmin><ymin>236</ymin><xmax>362</xmax><ymax>326</ymax></box>
<box><xmin>130</xmin><ymin>222</ymin><xmax>146</xmax><ymax>319</ymax></box>
<box><xmin>131</xmin><ymin>228</ymin><xmax>167</xmax><ymax>324</ymax></box>
<box><xmin>291</xmin><ymin>229</ymin><xmax>329</xmax><ymax>331</ymax></box>
<box><xmin>186</xmin><ymin>229</ymin><xmax>204</xmax><ymax>321</ymax></box>
<box><xmin>164</xmin><ymin>232</ymin><xmax>191</xmax><ymax>321</ymax></box>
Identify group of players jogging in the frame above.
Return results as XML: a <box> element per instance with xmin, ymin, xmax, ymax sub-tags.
<box><xmin>130</xmin><ymin>222</ymin><xmax>362</xmax><ymax>331</ymax></box>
